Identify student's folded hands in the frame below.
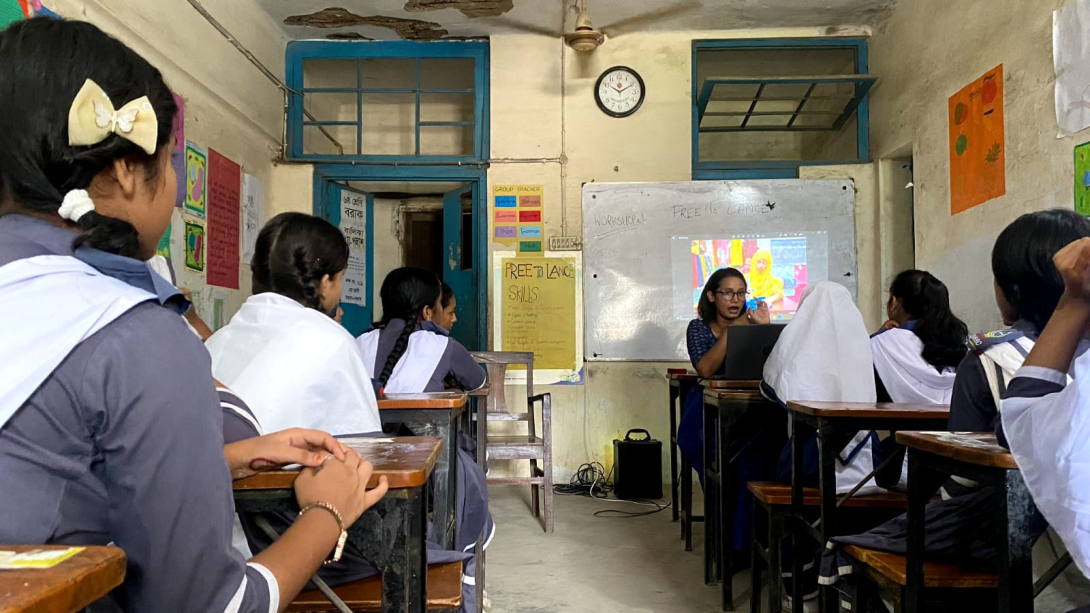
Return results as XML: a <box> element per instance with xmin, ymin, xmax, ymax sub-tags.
<box><xmin>224</xmin><ymin>428</ymin><xmax>351</xmax><ymax>480</ymax></box>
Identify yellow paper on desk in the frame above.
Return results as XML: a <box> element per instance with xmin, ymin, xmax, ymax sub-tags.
<box><xmin>0</xmin><ymin>547</ymin><xmax>84</xmax><ymax>569</ymax></box>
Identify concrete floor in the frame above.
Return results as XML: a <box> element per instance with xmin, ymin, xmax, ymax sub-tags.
<box><xmin>484</xmin><ymin>486</ymin><xmax>1090</xmax><ymax>613</ymax></box>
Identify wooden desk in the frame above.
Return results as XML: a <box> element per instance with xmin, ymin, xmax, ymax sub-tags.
<box><xmin>703</xmin><ymin>386</ymin><xmax>782</xmax><ymax>611</ymax></box>
<box><xmin>0</xmin><ymin>545</ymin><xmax>125</xmax><ymax>613</ymax></box>
<box><xmin>666</xmin><ymin>370</ymin><xmax>700</xmax><ymax>527</ymax></box>
<box><xmin>785</xmin><ymin>402</ymin><xmax>950</xmax><ymax>613</ymax></box>
<box><xmin>896</xmin><ymin>432</ymin><xmax>1034</xmax><ymax>613</ymax></box>
<box><xmin>706</xmin><ymin>379</ymin><xmax>761</xmax><ymax>390</ymax></box>
<box><xmin>377</xmin><ymin>392</ymin><xmax>466</xmax><ymax>550</ymax></box>
<box><xmin>234</xmin><ymin>437</ymin><xmax>442</xmax><ymax>613</ymax></box>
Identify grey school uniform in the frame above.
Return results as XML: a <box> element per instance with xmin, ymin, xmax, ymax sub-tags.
<box><xmin>368</xmin><ymin>319</ymin><xmax>487</xmax><ymax>392</ymax></box>
<box><xmin>0</xmin><ymin>215</ymin><xmax>278</xmax><ymax>612</ymax></box>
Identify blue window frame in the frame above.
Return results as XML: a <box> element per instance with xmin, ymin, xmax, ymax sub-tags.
<box><xmin>286</xmin><ymin>41</ymin><xmax>489</xmax><ymax>163</ymax></box>
<box><xmin>691</xmin><ymin>38</ymin><xmax>870</xmax><ymax>181</ymax></box>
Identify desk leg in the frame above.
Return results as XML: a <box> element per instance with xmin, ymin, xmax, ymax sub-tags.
<box><xmin>905</xmin><ymin>450</ymin><xmax>927</xmax><ymax>613</ymax></box>
<box><xmin>704</xmin><ymin>397</ymin><xmax>718</xmax><ymax>586</ymax></box>
<box><xmin>816</xmin><ymin>427</ymin><xmax>853</xmax><ymax>613</ymax></box>
<box><xmin>430</xmin><ymin>415</ymin><xmax>458</xmax><ymax>550</ymax></box>
<box><xmin>379</xmin><ymin>488</ymin><xmax>427</xmax><ymax>613</ymax></box>
<box><xmin>669</xmin><ymin>384</ymin><xmax>680</xmax><ymax>523</ymax></box>
<box><xmin>719</xmin><ymin>403</ymin><xmax>735</xmax><ymax>611</ymax></box>
<box><xmin>790</xmin><ymin>415</ymin><xmax>805</xmax><ymax>613</ymax></box>
<box><xmin>999</xmin><ymin>470</ymin><xmax>1037</xmax><ymax>613</ymax></box>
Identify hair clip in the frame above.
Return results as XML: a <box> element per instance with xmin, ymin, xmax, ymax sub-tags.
<box><xmin>68</xmin><ymin>79</ymin><xmax>158</xmax><ymax>154</ymax></box>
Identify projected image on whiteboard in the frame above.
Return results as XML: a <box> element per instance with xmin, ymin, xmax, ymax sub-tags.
<box><xmin>672</xmin><ymin>232</ymin><xmax>829</xmax><ymax>321</ymax></box>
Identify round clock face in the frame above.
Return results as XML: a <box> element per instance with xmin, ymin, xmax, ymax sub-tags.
<box><xmin>595</xmin><ymin>66</ymin><xmax>645</xmax><ymax>118</ymax></box>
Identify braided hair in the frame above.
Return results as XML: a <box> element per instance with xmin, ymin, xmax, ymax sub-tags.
<box><xmin>0</xmin><ymin>19</ymin><xmax>178</xmax><ymax>258</ymax></box>
<box><xmin>377</xmin><ymin>267</ymin><xmax>442</xmax><ymax>388</ymax></box>
<box><xmin>251</xmin><ymin>213</ymin><xmax>349</xmax><ymax>311</ymax></box>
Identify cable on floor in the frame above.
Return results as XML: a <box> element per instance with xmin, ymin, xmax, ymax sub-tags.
<box><xmin>552</xmin><ymin>462</ymin><xmax>672</xmax><ymax>518</ymax></box>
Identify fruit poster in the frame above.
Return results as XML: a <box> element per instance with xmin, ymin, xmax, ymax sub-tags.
<box><xmin>949</xmin><ymin>65</ymin><xmax>1006</xmax><ymax>215</ymax></box>
<box><xmin>184</xmin><ymin>141</ymin><xmax>208</xmax><ymax>218</ymax></box>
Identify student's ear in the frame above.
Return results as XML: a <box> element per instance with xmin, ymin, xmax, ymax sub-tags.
<box><xmin>422</xmin><ymin>304</ymin><xmax>435</xmax><ymax>322</ymax></box>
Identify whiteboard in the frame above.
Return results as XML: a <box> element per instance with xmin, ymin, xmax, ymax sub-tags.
<box><xmin>583</xmin><ymin>180</ymin><xmax>857</xmax><ymax>361</ymax></box>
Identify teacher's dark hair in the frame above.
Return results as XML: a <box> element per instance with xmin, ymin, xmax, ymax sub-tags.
<box><xmin>889</xmin><ymin>270</ymin><xmax>969</xmax><ymax>370</ymax></box>
<box><xmin>251</xmin><ymin>212</ymin><xmax>350</xmax><ymax>311</ymax></box>
<box><xmin>697</xmin><ymin>267</ymin><xmax>747</xmax><ymax>323</ymax></box>
<box><xmin>377</xmin><ymin>267</ymin><xmax>443</xmax><ymax>387</ymax></box>
<box><xmin>0</xmin><ymin>18</ymin><xmax>177</xmax><ymax>258</ymax></box>
<box><xmin>992</xmin><ymin>208</ymin><xmax>1090</xmax><ymax>333</ymax></box>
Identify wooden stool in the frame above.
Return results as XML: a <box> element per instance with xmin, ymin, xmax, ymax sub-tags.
<box><xmin>747</xmin><ymin>483</ymin><xmax>907</xmax><ymax>613</ymax></box>
<box><xmin>841</xmin><ymin>545</ymin><xmax>998</xmax><ymax>613</ymax></box>
<box><xmin>286</xmin><ymin>561</ymin><xmax>464</xmax><ymax>612</ymax></box>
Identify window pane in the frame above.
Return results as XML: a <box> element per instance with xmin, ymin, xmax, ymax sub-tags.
<box><xmin>303</xmin><ymin>125</ymin><xmax>358</xmax><ymax>156</ymax></box>
<box><xmin>361</xmin><ymin>94</ymin><xmax>415</xmax><ymax>156</ymax></box>
<box><xmin>303</xmin><ymin>59</ymin><xmax>357</xmax><ymax>89</ymax></box>
<box><xmin>302</xmin><ymin>92</ymin><xmax>358</xmax><ymax>123</ymax></box>
<box><xmin>419</xmin><ymin>125</ymin><xmax>473</xmax><ymax>156</ymax></box>
<box><xmin>360</xmin><ymin>58</ymin><xmax>417</xmax><ymax>90</ymax></box>
<box><xmin>420</xmin><ymin>58</ymin><xmax>474</xmax><ymax>90</ymax></box>
<box><xmin>419</xmin><ymin>93</ymin><xmax>474</xmax><ymax>123</ymax></box>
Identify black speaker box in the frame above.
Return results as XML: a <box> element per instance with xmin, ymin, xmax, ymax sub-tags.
<box><xmin>613</xmin><ymin>429</ymin><xmax>662</xmax><ymax>500</ymax></box>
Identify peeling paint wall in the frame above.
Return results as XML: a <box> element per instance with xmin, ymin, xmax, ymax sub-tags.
<box><xmin>869</xmin><ymin>0</ymin><xmax>1070</xmax><ymax>333</ymax></box>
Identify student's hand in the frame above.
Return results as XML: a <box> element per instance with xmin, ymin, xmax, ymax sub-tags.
<box><xmin>749</xmin><ymin>301</ymin><xmax>771</xmax><ymax>324</ymax></box>
<box><xmin>1055</xmin><ymin>237</ymin><xmax>1090</xmax><ymax>302</ymax></box>
<box><xmin>879</xmin><ymin>319</ymin><xmax>900</xmax><ymax>332</ymax></box>
<box><xmin>224</xmin><ymin>428</ymin><xmax>351</xmax><ymax>480</ymax></box>
<box><xmin>294</xmin><ymin>449</ymin><xmax>389</xmax><ymax>526</ymax></box>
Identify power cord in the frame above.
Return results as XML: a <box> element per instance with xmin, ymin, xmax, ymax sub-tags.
<box><xmin>552</xmin><ymin>462</ymin><xmax>672</xmax><ymax>518</ymax></box>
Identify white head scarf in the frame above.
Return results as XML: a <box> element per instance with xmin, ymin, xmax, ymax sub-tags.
<box><xmin>763</xmin><ymin>281</ymin><xmax>877</xmax><ymax>404</ymax></box>
<box><xmin>1002</xmin><ymin>357</ymin><xmax>1090</xmax><ymax>579</ymax></box>
<box><xmin>872</xmin><ymin>327</ymin><xmax>957</xmax><ymax>404</ymax></box>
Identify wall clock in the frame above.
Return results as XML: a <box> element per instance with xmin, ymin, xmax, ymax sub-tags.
<box><xmin>595</xmin><ymin>66</ymin><xmax>645</xmax><ymax>118</ymax></box>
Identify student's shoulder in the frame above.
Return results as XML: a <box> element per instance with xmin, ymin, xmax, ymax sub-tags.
<box><xmin>966</xmin><ymin>328</ymin><xmax>1024</xmax><ymax>355</ymax></box>
<box><xmin>83</xmin><ymin>301</ymin><xmax>195</xmax><ymax>355</ymax></box>
<box><xmin>687</xmin><ymin>318</ymin><xmax>709</xmax><ymax>333</ymax></box>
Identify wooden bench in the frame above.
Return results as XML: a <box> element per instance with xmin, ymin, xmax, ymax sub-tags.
<box><xmin>748</xmin><ymin>483</ymin><xmax>908</xmax><ymax>613</ymax></box>
<box><xmin>286</xmin><ymin>561</ymin><xmax>463</xmax><ymax>612</ymax></box>
<box><xmin>841</xmin><ymin>545</ymin><xmax>998</xmax><ymax>613</ymax></box>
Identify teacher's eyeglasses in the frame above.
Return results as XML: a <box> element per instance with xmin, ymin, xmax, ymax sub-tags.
<box><xmin>714</xmin><ymin>290</ymin><xmax>747</xmax><ymax>301</ymax></box>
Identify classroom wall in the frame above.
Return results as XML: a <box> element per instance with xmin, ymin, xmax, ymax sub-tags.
<box><xmin>868</xmin><ymin>0</ymin><xmax>1071</xmax><ymax>332</ymax></box>
<box><xmin>48</xmin><ymin>0</ymin><xmax>287</xmax><ymax>322</ymax></box>
<box><xmin>487</xmin><ymin>27</ymin><xmax>877</xmax><ymax>480</ymax></box>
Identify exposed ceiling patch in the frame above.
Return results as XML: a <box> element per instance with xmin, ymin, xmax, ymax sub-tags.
<box><xmin>283</xmin><ymin>7</ymin><xmax>448</xmax><ymax>40</ymax></box>
<box><xmin>404</xmin><ymin>0</ymin><xmax>514</xmax><ymax>19</ymax></box>
<box><xmin>326</xmin><ymin>32</ymin><xmax>375</xmax><ymax>40</ymax></box>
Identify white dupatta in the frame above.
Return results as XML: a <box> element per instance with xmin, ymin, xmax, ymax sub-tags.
<box><xmin>0</xmin><ymin>255</ymin><xmax>155</xmax><ymax>429</ymax></box>
<box><xmin>357</xmin><ymin>327</ymin><xmax>449</xmax><ymax>393</ymax></box>
<box><xmin>1002</xmin><ymin>358</ymin><xmax>1090</xmax><ymax>579</ymax></box>
<box><xmin>872</xmin><ymin>327</ymin><xmax>957</xmax><ymax>404</ymax></box>
<box><xmin>205</xmin><ymin>292</ymin><xmax>381</xmax><ymax>435</ymax></box>
<box><xmin>763</xmin><ymin>282</ymin><xmax>884</xmax><ymax>495</ymax></box>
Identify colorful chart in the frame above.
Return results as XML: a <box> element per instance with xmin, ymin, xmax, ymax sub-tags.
<box><xmin>1075</xmin><ymin>141</ymin><xmax>1090</xmax><ymax>216</ymax></box>
<box><xmin>949</xmin><ymin>65</ymin><xmax>1006</xmax><ymax>215</ymax></box>
<box><xmin>184</xmin><ymin>142</ymin><xmax>208</xmax><ymax>218</ymax></box>
<box><xmin>184</xmin><ymin>217</ymin><xmax>206</xmax><ymax>273</ymax></box>
<box><xmin>493</xmin><ymin>184</ymin><xmax>544</xmax><ymax>255</ymax></box>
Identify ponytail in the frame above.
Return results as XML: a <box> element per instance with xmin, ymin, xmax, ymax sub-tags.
<box><xmin>889</xmin><ymin>270</ymin><xmax>969</xmax><ymax>370</ymax></box>
<box><xmin>376</xmin><ymin>267</ymin><xmax>443</xmax><ymax>388</ymax></box>
<box><xmin>251</xmin><ymin>213</ymin><xmax>349</xmax><ymax>311</ymax></box>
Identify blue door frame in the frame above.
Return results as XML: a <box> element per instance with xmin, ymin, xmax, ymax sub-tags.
<box><xmin>312</xmin><ymin>164</ymin><xmax>489</xmax><ymax>350</ymax></box>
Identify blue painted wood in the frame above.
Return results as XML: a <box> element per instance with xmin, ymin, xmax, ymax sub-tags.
<box><xmin>443</xmin><ymin>184</ymin><xmax>478</xmax><ymax>351</ymax></box>
<box><xmin>314</xmin><ymin>179</ymin><xmax>375</xmax><ymax>334</ymax></box>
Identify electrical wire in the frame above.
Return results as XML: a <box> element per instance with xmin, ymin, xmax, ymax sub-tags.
<box><xmin>553</xmin><ymin>462</ymin><xmax>672</xmax><ymax>518</ymax></box>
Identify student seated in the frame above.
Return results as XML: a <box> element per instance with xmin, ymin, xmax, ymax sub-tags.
<box><xmin>872</xmin><ymin>269</ymin><xmax>969</xmax><ymax>404</ymax></box>
<box><xmin>1001</xmin><ymin>234</ymin><xmax>1090</xmax><ymax>592</ymax></box>
<box><xmin>817</xmin><ymin>209</ymin><xmax>1090</xmax><ymax>608</ymax></box>
<box><xmin>436</xmin><ymin>280</ymin><xmax>458</xmax><ymax>332</ymax></box>
<box><xmin>357</xmin><ymin>268</ymin><xmax>485</xmax><ymax>394</ymax></box>
<box><xmin>0</xmin><ymin>18</ymin><xmax>384</xmax><ymax>612</ymax></box>
<box><xmin>206</xmin><ymin>214</ymin><xmax>491</xmax><ymax>612</ymax></box>
<box><xmin>762</xmin><ymin>282</ymin><xmax>886</xmax><ymax>496</ymax></box>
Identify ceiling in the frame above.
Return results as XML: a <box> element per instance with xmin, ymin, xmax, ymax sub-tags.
<box><xmin>253</xmin><ymin>0</ymin><xmax>899</xmax><ymax>42</ymax></box>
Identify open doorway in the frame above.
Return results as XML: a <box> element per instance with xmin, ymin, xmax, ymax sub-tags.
<box><xmin>879</xmin><ymin>153</ymin><xmax>916</xmax><ymax>281</ymax></box>
<box><xmin>341</xmin><ymin>180</ymin><xmax>481</xmax><ymax>351</ymax></box>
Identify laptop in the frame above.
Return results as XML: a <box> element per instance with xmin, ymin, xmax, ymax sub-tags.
<box><xmin>717</xmin><ymin>324</ymin><xmax>786</xmax><ymax>381</ymax></box>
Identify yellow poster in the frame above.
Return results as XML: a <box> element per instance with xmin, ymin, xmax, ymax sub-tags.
<box><xmin>501</xmin><ymin>257</ymin><xmax>576</xmax><ymax>370</ymax></box>
<box><xmin>493</xmin><ymin>184</ymin><xmax>543</xmax><ymax>255</ymax></box>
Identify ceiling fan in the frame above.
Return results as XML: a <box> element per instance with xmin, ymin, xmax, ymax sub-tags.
<box><xmin>494</xmin><ymin>0</ymin><xmax>702</xmax><ymax>52</ymax></box>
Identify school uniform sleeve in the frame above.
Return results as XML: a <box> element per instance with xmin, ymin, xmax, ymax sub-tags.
<box><xmin>947</xmin><ymin>352</ymin><xmax>997</xmax><ymax>432</ymax></box>
<box><xmin>445</xmin><ymin>340</ymin><xmax>486</xmax><ymax>391</ymax></box>
<box><xmin>686</xmin><ymin>319</ymin><xmax>715</xmax><ymax>368</ymax></box>
<box><xmin>219</xmin><ymin>386</ymin><xmax>263</xmax><ymax>444</ymax></box>
<box><xmin>86</xmin><ymin>305</ymin><xmax>278</xmax><ymax>613</ymax></box>
<box><xmin>997</xmin><ymin>366</ymin><xmax>1068</xmax><ymax>448</ymax></box>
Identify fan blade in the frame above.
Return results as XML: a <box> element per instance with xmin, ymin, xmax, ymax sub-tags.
<box><xmin>599</xmin><ymin>0</ymin><xmax>702</xmax><ymax>38</ymax></box>
<box><xmin>488</xmin><ymin>17</ymin><xmax>563</xmax><ymax>37</ymax></box>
